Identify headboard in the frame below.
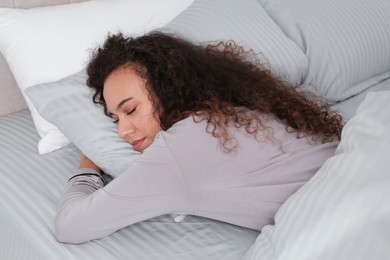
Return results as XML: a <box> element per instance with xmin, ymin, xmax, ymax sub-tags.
<box><xmin>0</xmin><ymin>0</ymin><xmax>85</xmax><ymax>117</ymax></box>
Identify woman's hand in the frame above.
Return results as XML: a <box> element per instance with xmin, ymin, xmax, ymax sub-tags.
<box><xmin>79</xmin><ymin>152</ymin><xmax>102</xmax><ymax>173</ymax></box>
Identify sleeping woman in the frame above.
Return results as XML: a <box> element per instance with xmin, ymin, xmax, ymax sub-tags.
<box><xmin>55</xmin><ymin>31</ymin><xmax>343</xmax><ymax>244</ymax></box>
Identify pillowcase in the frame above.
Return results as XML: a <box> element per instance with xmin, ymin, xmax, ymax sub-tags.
<box><xmin>243</xmin><ymin>90</ymin><xmax>390</xmax><ymax>259</ymax></box>
<box><xmin>258</xmin><ymin>0</ymin><xmax>390</xmax><ymax>103</ymax></box>
<box><xmin>0</xmin><ymin>0</ymin><xmax>193</xmax><ymax>154</ymax></box>
<box><xmin>159</xmin><ymin>0</ymin><xmax>308</xmax><ymax>87</ymax></box>
<box><xmin>26</xmin><ymin>70</ymin><xmax>139</xmax><ymax>178</ymax></box>
<box><xmin>26</xmin><ymin>70</ymin><xmax>188</xmax><ymax>222</ymax></box>
<box><xmin>331</xmin><ymin>77</ymin><xmax>390</xmax><ymax>122</ymax></box>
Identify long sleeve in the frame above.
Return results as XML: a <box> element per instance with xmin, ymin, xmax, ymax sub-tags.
<box><xmin>54</xmin><ymin>133</ymin><xmax>189</xmax><ymax>244</ymax></box>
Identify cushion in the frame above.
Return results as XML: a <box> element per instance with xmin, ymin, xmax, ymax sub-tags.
<box><xmin>243</xmin><ymin>90</ymin><xmax>390</xmax><ymax>259</ymax></box>
<box><xmin>0</xmin><ymin>0</ymin><xmax>193</xmax><ymax>154</ymax></box>
<box><xmin>25</xmin><ymin>70</ymin><xmax>139</xmax><ymax>178</ymax></box>
<box><xmin>159</xmin><ymin>0</ymin><xmax>308</xmax><ymax>87</ymax></box>
<box><xmin>258</xmin><ymin>0</ymin><xmax>390</xmax><ymax>103</ymax></box>
<box><xmin>26</xmin><ymin>70</ymin><xmax>188</xmax><ymax>222</ymax></box>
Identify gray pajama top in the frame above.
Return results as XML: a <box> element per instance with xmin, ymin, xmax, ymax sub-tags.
<box><xmin>55</xmin><ymin>115</ymin><xmax>338</xmax><ymax>244</ymax></box>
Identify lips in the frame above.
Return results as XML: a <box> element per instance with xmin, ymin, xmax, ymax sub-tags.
<box><xmin>131</xmin><ymin>137</ymin><xmax>146</xmax><ymax>150</ymax></box>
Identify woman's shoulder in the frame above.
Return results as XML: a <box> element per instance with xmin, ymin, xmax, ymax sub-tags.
<box><xmin>160</xmin><ymin>116</ymin><xmax>218</xmax><ymax>151</ymax></box>
<box><xmin>165</xmin><ymin>116</ymin><xmax>208</xmax><ymax>134</ymax></box>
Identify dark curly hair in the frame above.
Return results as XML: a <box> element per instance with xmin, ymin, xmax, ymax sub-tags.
<box><xmin>87</xmin><ymin>31</ymin><xmax>343</xmax><ymax>149</ymax></box>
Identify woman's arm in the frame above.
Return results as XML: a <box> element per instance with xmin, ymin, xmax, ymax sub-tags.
<box><xmin>78</xmin><ymin>152</ymin><xmax>102</xmax><ymax>173</ymax></box>
<box><xmin>54</xmin><ymin>135</ymin><xmax>189</xmax><ymax>244</ymax></box>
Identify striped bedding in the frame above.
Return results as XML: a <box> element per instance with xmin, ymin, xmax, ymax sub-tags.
<box><xmin>243</xmin><ymin>90</ymin><xmax>390</xmax><ymax>260</ymax></box>
<box><xmin>2</xmin><ymin>79</ymin><xmax>388</xmax><ymax>259</ymax></box>
<box><xmin>0</xmin><ymin>110</ymin><xmax>258</xmax><ymax>260</ymax></box>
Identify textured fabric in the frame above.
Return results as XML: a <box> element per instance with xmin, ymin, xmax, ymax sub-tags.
<box><xmin>244</xmin><ymin>91</ymin><xmax>390</xmax><ymax>260</ymax></box>
<box><xmin>259</xmin><ymin>0</ymin><xmax>390</xmax><ymax>103</ymax></box>
<box><xmin>0</xmin><ymin>0</ymin><xmax>84</xmax><ymax>117</ymax></box>
<box><xmin>331</xmin><ymin>78</ymin><xmax>390</xmax><ymax>121</ymax></box>
<box><xmin>0</xmin><ymin>110</ymin><xmax>258</xmax><ymax>260</ymax></box>
<box><xmin>55</xmin><ymin>115</ymin><xmax>338</xmax><ymax>244</ymax></box>
<box><xmin>0</xmin><ymin>54</ymin><xmax>27</xmax><ymax>116</ymax></box>
<box><xmin>0</xmin><ymin>0</ymin><xmax>84</xmax><ymax>9</ymax></box>
<box><xmin>160</xmin><ymin>0</ymin><xmax>308</xmax><ymax>87</ymax></box>
<box><xmin>0</xmin><ymin>0</ymin><xmax>193</xmax><ymax>154</ymax></box>
<box><xmin>26</xmin><ymin>70</ymin><xmax>140</xmax><ymax>178</ymax></box>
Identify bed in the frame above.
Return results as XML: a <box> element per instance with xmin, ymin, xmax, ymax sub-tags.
<box><xmin>1</xmin><ymin>0</ymin><xmax>390</xmax><ymax>259</ymax></box>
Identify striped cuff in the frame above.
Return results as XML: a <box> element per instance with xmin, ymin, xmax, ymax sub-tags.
<box><xmin>68</xmin><ymin>168</ymin><xmax>105</xmax><ymax>184</ymax></box>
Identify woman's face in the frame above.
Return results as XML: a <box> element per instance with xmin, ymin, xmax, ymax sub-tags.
<box><xmin>103</xmin><ymin>68</ymin><xmax>161</xmax><ymax>153</ymax></box>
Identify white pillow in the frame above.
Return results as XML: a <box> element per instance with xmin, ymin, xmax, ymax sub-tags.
<box><xmin>258</xmin><ymin>0</ymin><xmax>390</xmax><ymax>103</ymax></box>
<box><xmin>243</xmin><ymin>90</ymin><xmax>390</xmax><ymax>259</ymax></box>
<box><xmin>0</xmin><ymin>0</ymin><xmax>193</xmax><ymax>154</ymax></box>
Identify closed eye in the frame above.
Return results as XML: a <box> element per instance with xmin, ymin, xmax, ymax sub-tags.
<box><xmin>112</xmin><ymin>107</ymin><xmax>135</xmax><ymax>124</ymax></box>
<box><xmin>127</xmin><ymin>107</ymin><xmax>136</xmax><ymax>115</ymax></box>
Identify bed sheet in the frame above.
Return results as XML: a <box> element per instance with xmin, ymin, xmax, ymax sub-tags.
<box><xmin>0</xmin><ymin>110</ymin><xmax>258</xmax><ymax>260</ymax></box>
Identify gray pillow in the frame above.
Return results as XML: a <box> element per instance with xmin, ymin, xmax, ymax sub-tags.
<box><xmin>26</xmin><ymin>70</ymin><xmax>140</xmax><ymax>177</ymax></box>
<box><xmin>258</xmin><ymin>0</ymin><xmax>390</xmax><ymax>103</ymax></box>
<box><xmin>26</xmin><ymin>70</ymin><xmax>189</xmax><ymax>222</ymax></box>
<box><xmin>159</xmin><ymin>0</ymin><xmax>308</xmax><ymax>87</ymax></box>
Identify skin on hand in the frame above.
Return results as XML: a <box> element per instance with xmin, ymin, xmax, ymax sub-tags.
<box><xmin>79</xmin><ymin>152</ymin><xmax>102</xmax><ymax>173</ymax></box>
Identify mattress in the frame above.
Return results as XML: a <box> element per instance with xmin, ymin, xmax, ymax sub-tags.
<box><xmin>0</xmin><ymin>110</ymin><xmax>258</xmax><ymax>260</ymax></box>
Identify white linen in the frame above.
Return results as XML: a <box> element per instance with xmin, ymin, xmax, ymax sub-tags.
<box><xmin>244</xmin><ymin>90</ymin><xmax>390</xmax><ymax>259</ymax></box>
<box><xmin>331</xmin><ymin>77</ymin><xmax>390</xmax><ymax>121</ymax></box>
<box><xmin>0</xmin><ymin>0</ymin><xmax>193</xmax><ymax>154</ymax></box>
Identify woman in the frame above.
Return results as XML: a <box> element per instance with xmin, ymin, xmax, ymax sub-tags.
<box><xmin>55</xmin><ymin>32</ymin><xmax>343</xmax><ymax>244</ymax></box>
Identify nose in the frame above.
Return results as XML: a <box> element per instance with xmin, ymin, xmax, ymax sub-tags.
<box><xmin>117</xmin><ymin>118</ymin><xmax>135</xmax><ymax>140</ymax></box>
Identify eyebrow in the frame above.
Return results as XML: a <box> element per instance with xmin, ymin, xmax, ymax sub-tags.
<box><xmin>117</xmin><ymin>97</ymin><xmax>133</xmax><ymax>111</ymax></box>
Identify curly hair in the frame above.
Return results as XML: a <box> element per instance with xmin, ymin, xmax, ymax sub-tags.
<box><xmin>87</xmin><ymin>31</ymin><xmax>343</xmax><ymax>150</ymax></box>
